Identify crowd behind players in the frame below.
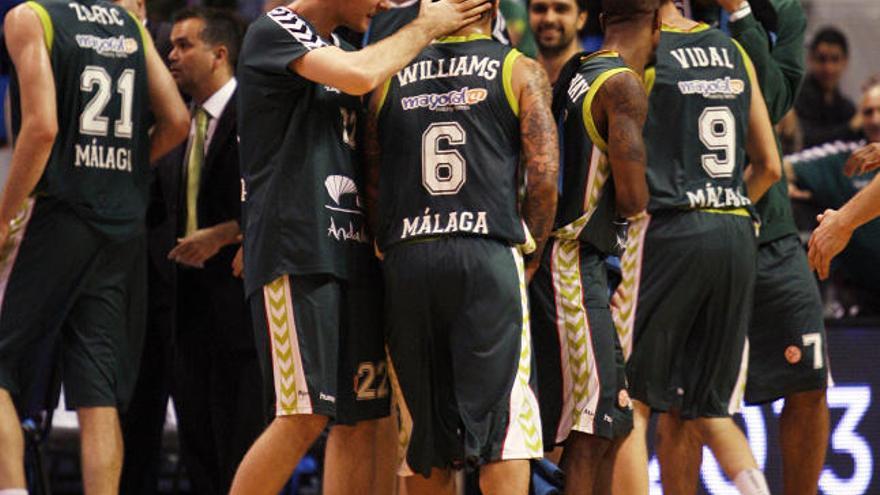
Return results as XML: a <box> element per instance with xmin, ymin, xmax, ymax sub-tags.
<box><xmin>0</xmin><ymin>0</ymin><xmax>878</xmax><ymax>494</ymax></box>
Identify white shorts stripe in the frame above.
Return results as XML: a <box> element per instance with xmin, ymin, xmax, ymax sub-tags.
<box><xmin>263</xmin><ymin>275</ymin><xmax>312</xmax><ymax>416</ymax></box>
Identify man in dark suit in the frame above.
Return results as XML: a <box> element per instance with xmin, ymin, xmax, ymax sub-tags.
<box><xmin>154</xmin><ymin>8</ymin><xmax>265</xmax><ymax>494</ymax></box>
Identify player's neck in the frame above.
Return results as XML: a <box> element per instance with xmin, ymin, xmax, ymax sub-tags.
<box><xmin>659</xmin><ymin>1</ymin><xmax>698</xmax><ymax>31</ymax></box>
<box><xmin>538</xmin><ymin>41</ymin><xmax>583</xmax><ymax>86</ymax></box>
<box><xmin>287</xmin><ymin>0</ymin><xmax>338</xmax><ymax>39</ymax></box>
<box><xmin>444</xmin><ymin>19</ymin><xmax>492</xmax><ymax>40</ymax></box>
<box><xmin>603</xmin><ymin>31</ymin><xmax>651</xmax><ymax>78</ymax></box>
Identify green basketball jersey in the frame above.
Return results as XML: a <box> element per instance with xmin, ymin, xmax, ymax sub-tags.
<box><xmin>237</xmin><ymin>7</ymin><xmax>373</xmax><ymax>295</ymax></box>
<box><xmin>10</xmin><ymin>0</ymin><xmax>150</xmax><ymax>240</ymax></box>
<box><xmin>375</xmin><ymin>36</ymin><xmax>525</xmax><ymax>251</ymax></box>
<box><xmin>555</xmin><ymin>51</ymin><xmax>635</xmax><ymax>255</ymax></box>
<box><xmin>644</xmin><ymin>25</ymin><xmax>753</xmax><ymax>213</ymax></box>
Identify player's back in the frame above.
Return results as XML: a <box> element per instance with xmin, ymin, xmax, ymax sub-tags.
<box><xmin>10</xmin><ymin>0</ymin><xmax>151</xmax><ymax>239</ymax></box>
<box><xmin>375</xmin><ymin>36</ymin><xmax>524</xmax><ymax>251</ymax></box>
<box><xmin>645</xmin><ymin>25</ymin><xmax>753</xmax><ymax>213</ymax></box>
<box><xmin>556</xmin><ymin>51</ymin><xmax>635</xmax><ymax>255</ymax></box>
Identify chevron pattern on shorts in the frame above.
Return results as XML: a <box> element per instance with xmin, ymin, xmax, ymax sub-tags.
<box><xmin>611</xmin><ymin>214</ymin><xmax>649</xmax><ymax>360</ymax></box>
<box><xmin>554</xmin><ymin>147</ymin><xmax>610</xmax><ymax>241</ymax></box>
<box><xmin>386</xmin><ymin>354</ymin><xmax>416</xmax><ymax>476</ymax></box>
<box><xmin>268</xmin><ymin>7</ymin><xmax>328</xmax><ymax>51</ymax></box>
<box><xmin>552</xmin><ymin>239</ymin><xmax>596</xmax><ymax>433</ymax></box>
<box><xmin>265</xmin><ymin>277</ymin><xmax>299</xmax><ymax>414</ymax></box>
<box><xmin>512</xmin><ymin>250</ymin><xmax>543</xmax><ymax>456</ymax></box>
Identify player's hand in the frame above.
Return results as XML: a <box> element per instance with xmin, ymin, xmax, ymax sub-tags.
<box><xmin>231</xmin><ymin>246</ymin><xmax>244</xmax><ymax>278</ymax></box>
<box><xmin>807</xmin><ymin>209</ymin><xmax>853</xmax><ymax>280</ymax></box>
<box><xmin>787</xmin><ymin>182</ymin><xmax>812</xmax><ymax>200</ymax></box>
<box><xmin>844</xmin><ymin>143</ymin><xmax>880</xmax><ymax>176</ymax></box>
<box><xmin>169</xmin><ymin>227</ymin><xmax>226</xmax><ymax>268</ymax></box>
<box><xmin>715</xmin><ymin>0</ymin><xmax>746</xmax><ymax>14</ymax></box>
<box><xmin>418</xmin><ymin>0</ymin><xmax>493</xmax><ymax>39</ymax></box>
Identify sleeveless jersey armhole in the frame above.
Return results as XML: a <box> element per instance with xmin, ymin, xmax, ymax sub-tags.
<box><xmin>582</xmin><ymin>67</ymin><xmax>635</xmax><ymax>152</ymax></box>
<box><xmin>123</xmin><ymin>10</ymin><xmax>150</xmax><ymax>48</ymax></box>
<box><xmin>375</xmin><ymin>77</ymin><xmax>392</xmax><ymax>116</ymax></box>
<box><xmin>25</xmin><ymin>1</ymin><xmax>53</xmax><ymax>53</ymax></box>
<box><xmin>643</xmin><ymin>66</ymin><xmax>656</xmax><ymax>95</ymax></box>
<box><xmin>502</xmin><ymin>49</ymin><xmax>522</xmax><ymax>117</ymax></box>
<box><xmin>731</xmin><ymin>39</ymin><xmax>757</xmax><ymax>87</ymax></box>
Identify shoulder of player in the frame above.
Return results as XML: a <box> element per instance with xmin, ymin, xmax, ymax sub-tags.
<box><xmin>262</xmin><ymin>7</ymin><xmax>332</xmax><ymax>51</ymax></box>
<box><xmin>511</xmin><ymin>54</ymin><xmax>550</xmax><ymax>96</ymax></box>
<box><xmin>594</xmin><ymin>69</ymin><xmax>646</xmax><ymax>119</ymax></box>
<box><xmin>4</xmin><ymin>3</ymin><xmax>45</xmax><ymax>41</ymax></box>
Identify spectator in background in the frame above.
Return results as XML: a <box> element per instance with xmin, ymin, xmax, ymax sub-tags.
<box><xmin>527</xmin><ymin>0</ymin><xmax>587</xmax><ymax>85</ymax></box>
<box><xmin>155</xmin><ymin>8</ymin><xmax>266</xmax><ymax>494</ymax></box>
<box><xmin>794</xmin><ymin>27</ymin><xmax>859</xmax><ymax>148</ymax></box>
<box><xmin>501</xmin><ymin>0</ymin><xmax>537</xmax><ymax>57</ymax></box>
<box><xmin>786</xmin><ymin>80</ymin><xmax>880</xmax><ymax>317</ymax></box>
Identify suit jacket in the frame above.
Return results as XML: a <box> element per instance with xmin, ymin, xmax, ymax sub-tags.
<box><xmin>152</xmin><ymin>89</ymin><xmax>253</xmax><ymax>352</ymax></box>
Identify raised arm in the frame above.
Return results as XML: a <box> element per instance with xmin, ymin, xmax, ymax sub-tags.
<box><xmin>743</xmin><ymin>57</ymin><xmax>782</xmax><ymax>203</ymax></box>
<box><xmin>596</xmin><ymin>72</ymin><xmax>649</xmax><ymax>218</ymax></box>
<box><xmin>721</xmin><ymin>0</ymin><xmax>805</xmax><ymax>123</ymax></box>
<box><xmin>512</xmin><ymin>56</ymin><xmax>558</xmax><ymax>280</ymax></box>
<box><xmin>808</xmin><ymin>173</ymin><xmax>880</xmax><ymax>279</ymax></box>
<box><xmin>0</xmin><ymin>4</ymin><xmax>57</xmax><ymax>236</ymax></box>
<box><xmin>142</xmin><ymin>23</ymin><xmax>189</xmax><ymax>163</ymax></box>
<box><xmin>293</xmin><ymin>0</ymin><xmax>491</xmax><ymax>96</ymax></box>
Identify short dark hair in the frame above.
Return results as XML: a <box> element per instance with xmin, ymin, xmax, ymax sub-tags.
<box><xmin>173</xmin><ymin>7</ymin><xmax>245</xmax><ymax>68</ymax></box>
<box><xmin>526</xmin><ymin>0</ymin><xmax>589</xmax><ymax>13</ymax></box>
<box><xmin>602</xmin><ymin>0</ymin><xmax>659</xmax><ymax>20</ymax></box>
<box><xmin>810</xmin><ymin>26</ymin><xmax>849</xmax><ymax>58</ymax></box>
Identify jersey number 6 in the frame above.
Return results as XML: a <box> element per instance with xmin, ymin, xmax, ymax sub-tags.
<box><xmin>422</xmin><ymin>122</ymin><xmax>467</xmax><ymax>196</ymax></box>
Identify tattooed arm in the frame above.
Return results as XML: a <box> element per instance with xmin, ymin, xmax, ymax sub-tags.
<box><xmin>595</xmin><ymin>72</ymin><xmax>649</xmax><ymax>218</ymax></box>
<box><xmin>512</xmin><ymin>56</ymin><xmax>559</xmax><ymax>280</ymax></box>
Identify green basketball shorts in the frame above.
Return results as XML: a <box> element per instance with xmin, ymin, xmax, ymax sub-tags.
<box><xmin>0</xmin><ymin>197</ymin><xmax>146</xmax><ymax>411</ymax></box>
<box><xmin>612</xmin><ymin>209</ymin><xmax>756</xmax><ymax>418</ymax></box>
<box><xmin>383</xmin><ymin>236</ymin><xmax>543</xmax><ymax>477</ymax></box>
<box><xmin>530</xmin><ymin>239</ymin><xmax>633</xmax><ymax>445</ymax></box>
<box><xmin>249</xmin><ymin>258</ymin><xmax>389</xmax><ymax>424</ymax></box>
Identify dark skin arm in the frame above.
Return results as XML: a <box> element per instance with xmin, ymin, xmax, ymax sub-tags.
<box><xmin>593</xmin><ymin>72</ymin><xmax>649</xmax><ymax>218</ymax></box>
<box><xmin>512</xmin><ymin>56</ymin><xmax>559</xmax><ymax>280</ymax></box>
<box><xmin>363</xmin><ymin>85</ymin><xmax>384</xmax><ymax>258</ymax></box>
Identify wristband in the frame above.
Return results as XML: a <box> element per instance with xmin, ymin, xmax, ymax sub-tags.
<box><xmin>729</xmin><ymin>1</ymin><xmax>753</xmax><ymax>22</ymax></box>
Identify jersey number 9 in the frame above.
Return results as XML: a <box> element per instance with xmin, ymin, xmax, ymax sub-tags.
<box><xmin>698</xmin><ymin>106</ymin><xmax>736</xmax><ymax>179</ymax></box>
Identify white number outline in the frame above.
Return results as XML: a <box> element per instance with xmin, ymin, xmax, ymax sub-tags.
<box><xmin>114</xmin><ymin>69</ymin><xmax>135</xmax><ymax>138</ymax></box>
<box><xmin>802</xmin><ymin>332</ymin><xmax>824</xmax><ymax>370</ymax></box>
<box><xmin>80</xmin><ymin>65</ymin><xmax>135</xmax><ymax>139</ymax></box>
<box><xmin>698</xmin><ymin>106</ymin><xmax>737</xmax><ymax>178</ymax></box>
<box><xmin>421</xmin><ymin>122</ymin><xmax>467</xmax><ymax>196</ymax></box>
<box><xmin>80</xmin><ymin>66</ymin><xmax>112</xmax><ymax>137</ymax></box>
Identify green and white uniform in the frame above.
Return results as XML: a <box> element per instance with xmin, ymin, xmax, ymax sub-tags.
<box><xmin>0</xmin><ymin>0</ymin><xmax>150</xmax><ymax>411</ymax></box>
<box><xmin>612</xmin><ymin>25</ymin><xmax>758</xmax><ymax>418</ymax></box>
<box><xmin>238</xmin><ymin>7</ymin><xmax>387</xmax><ymax>423</ymax></box>
<box><xmin>530</xmin><ymin>51</ymin><xmax>633</xmax><ymax>446</ymax></box>
<box><xmin>376</xmin><ymin>35</ymin><xmax>542</xmax><ymax>476</ymax></box>
<box><xmin>727</xmin><ymin>0</ymin><xmax>830</xmax><ymax>406</ymax></box>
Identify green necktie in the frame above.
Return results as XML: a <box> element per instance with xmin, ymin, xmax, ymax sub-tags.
<box><xmin>185</xmin><ymin>107</ymin><xmax>208</xmax><ymax>236</ymax></box>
